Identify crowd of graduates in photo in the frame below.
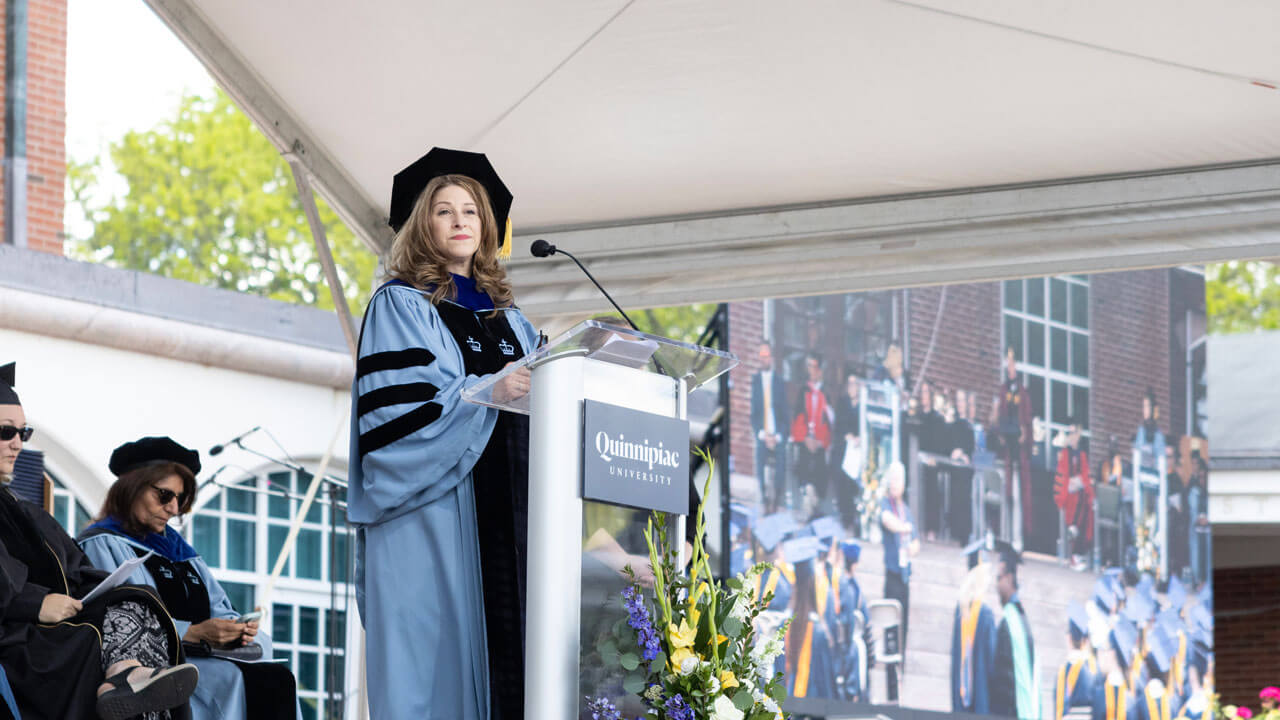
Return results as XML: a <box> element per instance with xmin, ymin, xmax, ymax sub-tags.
<box><xmin>730</xmin><ymin>505</ymin><xmax>874</xmax><ymax>704</ymax></box>
<box><xmin>953</xmin><ymin>547</ymin><xmax>1215</xmax><ymax>720</ymax></box>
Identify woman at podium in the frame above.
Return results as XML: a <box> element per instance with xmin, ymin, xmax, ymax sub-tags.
<box><xmin>348</xmin><ymin>149</ymin><xmax>539</xmax><ymax>720</ymax></box>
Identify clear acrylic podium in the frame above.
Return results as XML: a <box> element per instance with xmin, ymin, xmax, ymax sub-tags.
<box><xmin>462</xmin><ymin>319</ymin><xmax>736</xmax><ymax>719</ymax></box>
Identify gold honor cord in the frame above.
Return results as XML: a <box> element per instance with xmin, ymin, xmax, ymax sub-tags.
<box><xmin>262</xmin><ymin>408</ymin><xmax>348</xmax><ymax>608</ymax></box>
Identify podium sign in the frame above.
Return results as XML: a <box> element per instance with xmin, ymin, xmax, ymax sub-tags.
<box><xmin>582</xmin><ymin>399</ymin><xmax>690</xmax><ymax>515</ymax></box>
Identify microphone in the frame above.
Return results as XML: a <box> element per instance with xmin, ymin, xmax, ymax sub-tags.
<box><xmin>530</xmin><ymin>239</ymin><xmax>556</xmax><ymax>257</ymax></box>
<box><xmin>528</xmin><ymin>240</ymin><xmax>642</xmax><ymax>333</ymax></box>
<box><xmin>209</xmin><ymin>426</ymin><xmax>262</xmax><ymax>456</ymax></box>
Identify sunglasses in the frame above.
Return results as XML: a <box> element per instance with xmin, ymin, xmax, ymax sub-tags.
<box><xmin>152</xmin><ymin>486</ymin><xmax>190</xmax><ymax>507</ymax></box>
<box><xmin>0</xmin><ymin>425</ymin><xmax>34</xmax><ymax>442</ymax></box>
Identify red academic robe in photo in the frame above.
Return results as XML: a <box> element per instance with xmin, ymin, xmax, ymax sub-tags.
<box><xmin>1054</xmin><ymin>448</ymin><xmax>1093</xmax><ymax>541</ymax></box>
<box><xmin>791</xmin><ymin>383</ymin><xmax>833</xmax><ymax>448</ymax></box>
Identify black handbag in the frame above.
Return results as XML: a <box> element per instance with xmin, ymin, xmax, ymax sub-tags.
<box><xmin>181</xmin><ymin>639</ymin><xmax>264</xmax><ymax>662</ymax></box>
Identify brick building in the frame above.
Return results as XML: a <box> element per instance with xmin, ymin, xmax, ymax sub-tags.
<box><xmin>729</xmin><ymin>268</ymin><xmax>1206</xmax><ymax>486</ymax></box>
<box><xmin>1</xmin><ymin>0</ymin><xmax>67</xmax><ymax>254</ymax></box>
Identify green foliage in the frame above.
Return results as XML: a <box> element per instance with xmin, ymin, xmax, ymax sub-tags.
<box><xmin>1207</xmin><ymin>261</ymin><xmax>1280</xmax><ymax>335</ymax></box>
<box><xmin>641</xmin><ymin>304</ymin><xmax>720</xmax><ymax>345</ymax></box>
<box><xmin>68</xmin><ymin>88</ymin><xmax>374</xmax><ymax>315</ymax></box>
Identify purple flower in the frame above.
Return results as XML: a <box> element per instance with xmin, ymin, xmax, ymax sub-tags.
<box><xmin>622</xmin><ymin>586</ymin><xmax>661</xmax><ymax>662</ymax></box>
<box><xmin>663</xmin><ymin>693</ymin><xmax>694</xmax><ymax>720</ymax></box>
<box><xmin>585</xmin><ymin>696</ymin><xmax>622</xmax><ymax>720</ymax></box>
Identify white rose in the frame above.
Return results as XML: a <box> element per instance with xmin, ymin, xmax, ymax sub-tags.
<box><xmin>679</xmin><ymin>656</ymin><xmax>700</xmax><ymax>676</ymax></box>
<box><xmin>709</xmin><ymin>694</ymin><xmax>745</xmax><ymax>720</ymax></box>
<box><xmin>708</xmin><ymin>676</ymin><xmax>721</xmax><ymax>694</ymax></box>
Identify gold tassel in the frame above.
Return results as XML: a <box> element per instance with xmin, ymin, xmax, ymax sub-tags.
<box><xmin>498</xmin><ymin>218</ymin><xmax>512</xmax><ymax>259</ymax></box>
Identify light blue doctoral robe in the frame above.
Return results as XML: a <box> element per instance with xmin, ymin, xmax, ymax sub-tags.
<box><xmin>348</xmin><ymin>284</ymin><xmax>537</xmax><ymax>720</ymax></box>
<box><xmin>78</xmin><ymin>532</ymin><xmax>300</xmax><ymax>720</ymax></box>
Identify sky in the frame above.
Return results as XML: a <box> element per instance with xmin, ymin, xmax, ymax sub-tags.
<box><xmin>65</xmin><ymin>0</ymin><xmax>215</xmax><ymax>236</ymax></box>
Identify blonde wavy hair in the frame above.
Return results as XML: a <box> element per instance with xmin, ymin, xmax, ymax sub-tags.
<box><xmin>385</xmin><ymin>174</ymin><xmax>514</xmax><ymax>309</ymax></box>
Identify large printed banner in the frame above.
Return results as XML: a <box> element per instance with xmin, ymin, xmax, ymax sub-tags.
<box><xmin>725</xmin><ymin>268</ymin><xmax>1212</xmax><ymax>717</ymax></box>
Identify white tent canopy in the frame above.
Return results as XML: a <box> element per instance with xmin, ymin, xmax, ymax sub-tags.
<box><xmin>146</xmin><ymin>0</ymin><xmax>1280</xmax><ymax>318</ymax></box>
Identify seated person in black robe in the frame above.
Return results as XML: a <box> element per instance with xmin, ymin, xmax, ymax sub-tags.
<box><xmin>78</xmin><ymin>436</ymin><xmax>299</xmax><ymax>720</ymax></box>
<box><xmin>0</xmin><ymin>362</ymin><xmax>198</xmax><ymax>720</ymax></box>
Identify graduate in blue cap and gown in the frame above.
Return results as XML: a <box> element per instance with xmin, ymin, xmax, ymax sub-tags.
<box><xmin>951</xmin><ymin>538</ymin><xmax>997</xmax><ymax>715</ymax></box>
<box><xmin>349</xmin><ymin>148</ymin><xmax>539</xmax><ymax>720</ymax></box>
<box><xmin>753</xmin><ymin>512</ymin><xmax>798</xmax><ymax>611</ymax></box>
<box><xmin>1093</xmin><ymin>618</ymin><xmax>1139</xmax><ymax>720</ymax></box>
<box><xmin>835</xmin><ymin>539</ymin><xmax>870</xmax><ymax>702</ymax></box>
<box><xmin>1124</xmin><ymin>591</ymin><xmax>1157</xmax><ymax>692</ymax></box>
<box><xmin>990</xmin><ymin>540</ymin><xmax>1040</xmax><ymax>719</ymax></box>
<box><xmin>808</xmin><ymin>516</ymin><xmax>842</xmax><ymax>631</ymax></box>
<box><xmin>1173</xmin><ymin>607</ymin><xmax>1213</xmax><ymax>720</ymax></box>
<box><xmin>1136</xmin><ymin>625</ymin><xmax>1177</xmax><ymax>720</ymax></box>
<box><xmin>1053</xmin><ymin>602</ymin><xmax>1098</xmax><ymax>720</ymax></box>
<box><xmin>781</xmin><ymin>537</ymin><xmax>838</xmax><ymax>700</ymax></box>
<box><xmin>1155</xmin><ymin>610</ymin><xmax>1189</xmax><ymax>706</ymax></box>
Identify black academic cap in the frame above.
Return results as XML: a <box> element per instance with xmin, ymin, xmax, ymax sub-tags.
<box><xmin>994</xmin><ymin>539</ymin><xmax>1021</xmax><ymax>569</ymax></box>
<box><xmin>388</xmin><ymin>147</ymin><xmax>513</xmax><ymax>241</ymax></box>
<box><xmin>109</xmin><ymin>436</ymin><xmax>201</xmax><ymax>477</ymax></box>
<box><xmin>0</xmin><ymin>362</ymin><xmax>18</xmax><ymax>406</ymax></box>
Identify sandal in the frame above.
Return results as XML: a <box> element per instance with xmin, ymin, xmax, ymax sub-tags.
<box><xmin>96</xmin><ymin>663</ymin><xmax>199</xmax><ymax>720</ymax></box>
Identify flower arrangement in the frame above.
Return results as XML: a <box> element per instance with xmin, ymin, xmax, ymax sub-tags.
<box><xmin>588</xmin><ymin>450</ymin><xmax>790</xmax><ymax>720</ymax></box>
<box><xmin>1218</xmin><ymin>689</ymin><xmax>1280</xmax><ymax>720</ymax></box>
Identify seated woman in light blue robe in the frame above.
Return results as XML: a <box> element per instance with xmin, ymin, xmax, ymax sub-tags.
<box><xmin>78</xmin><ymin>436</ymin><xmax>300</xmax><ymax>720</ymax></box>
<box><xmin>349</xmin><ymin>149</ymin><xmax>539</xmax><ymax>720</ymax></box>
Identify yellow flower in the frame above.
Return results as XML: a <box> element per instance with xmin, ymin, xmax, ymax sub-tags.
<box><xmin>669</xmin><ymin>647</ymin><xmax>697</xmax><ymax>673</ymax></box>
<box><xmin>693</xmin><ymin>581</ymin><xmax>711</xmax><ymax>605</ymax></box>
<box><xmin>668</xmin><ymin>618</ymin><xmax>696</xmax><ymax>649</ymax></box>
<box><xmin>719</xmin><ymin>669</ymin><xmax>739</xmax><ymax>689</ymax></box>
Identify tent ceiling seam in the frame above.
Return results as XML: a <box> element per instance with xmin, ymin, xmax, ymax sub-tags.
<box><xmin>883</xmin><ymin>0</ymin><xmax>1279</xmax><ymax>90</ymax></box>
<box><xmin>466</xmin><ymin>0</ymin><xmax>638</xmax><ymax>147</ymax></box>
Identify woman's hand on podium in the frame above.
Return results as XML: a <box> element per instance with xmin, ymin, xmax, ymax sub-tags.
<box><xmin>492</xmin><ymin>363</ymin><xmax>531</xmax><ymax>404</ymax></box>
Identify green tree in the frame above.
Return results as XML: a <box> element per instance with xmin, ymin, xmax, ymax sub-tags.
<box><xmin>1207</xmin><ymin>261</ymin><xmax>1280</xmax><ymax>334</ymax></box>
<box><xmin>68</xmin><ymin>88</ymin><xmax>374</xmax><ymax>315</ymax></box>
<box><xmin>640</xmin><ymin>304</ymin><xmax>721</xmax><ymax>346</ymax></box>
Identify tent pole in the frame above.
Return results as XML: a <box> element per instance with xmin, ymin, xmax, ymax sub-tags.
<box><xmin>286</xmin><ymin>149</ymin><xmax>359</xmax><ymax>358</ymax></box>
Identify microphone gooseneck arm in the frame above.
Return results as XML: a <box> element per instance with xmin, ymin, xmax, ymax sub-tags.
<box><xmin>529</xmin><ymin>240</ymin><xmax>672</xmax><ymax>378</ymax></box>
<box><xmin>530</xmin><ymin>240</ymin><xmax>640</xmax><ymax>333</ymax></box>
<box><xmin>554</xmin><ymin>248</ymin><xmax>642</xmax><ymax>334</ymax></box>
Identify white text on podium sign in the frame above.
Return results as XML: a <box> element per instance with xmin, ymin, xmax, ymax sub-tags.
<box><xmin>581</xmin><ymin>399</ymin><xmax>690</xmax><ymax>515</ymax></box>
